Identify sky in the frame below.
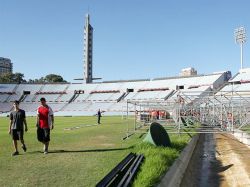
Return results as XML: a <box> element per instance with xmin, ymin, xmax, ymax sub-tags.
<box><xmin>1</xmin><ymin>0</ymin><xmax>250</xmax><ymax>82</ymax></box>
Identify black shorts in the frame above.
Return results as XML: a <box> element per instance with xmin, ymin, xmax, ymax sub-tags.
<box><xmin>11</xmin><ymin>130</ymin><xmax>24</xmax><ymax>141</ymax></box>
<box><xmin>37</xmin><ymin>128</ymin><xmax>50</xmax><ymax>142</ymax></box>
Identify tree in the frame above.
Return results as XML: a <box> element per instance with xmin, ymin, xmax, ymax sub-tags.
<box><xmin>12</xmin><ymin>73</ymin><xmax>26</xmax><ymax>83</ymax></box>
<box><xmin>27</xmin><ymin>79</ymin><xmax>34</xmax><ymax>83</ymax></box>
<box><xmin>0</xmin><ymin>72</ymin><xmax>67</xmax><ymax>83</ymax></box>
<box><xmin>0</xmin><ymin>72</ymin><xmax>26</xmax><ymax>83</ymax></box>
<box><xmin>44</xmin><ymin>74</ymin><xmax>67</xmax><ymax>83</ymax></box>
<box><xmin>0</xmin><ymin>72</ymin><xmax>13</xmax><ymax>83</ymax></box>
<box><xmin>39</xmin><ymin>77</ymin><xmax>45</xmax><ymax>83</ymax></box>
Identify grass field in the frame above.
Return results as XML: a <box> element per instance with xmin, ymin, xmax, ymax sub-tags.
<box><xmin>0</xmin><ymin>116</ymin><xmax>192</xmax><ymax>187</ymax></box>
<box><xmin>240</xmin><ymin>125</ymin><xmax>250</xmax><ymax>133</ymax></box>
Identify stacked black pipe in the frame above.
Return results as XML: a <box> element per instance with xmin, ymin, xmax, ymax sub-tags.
<box><xmin>96</xmin><ymin>152</ymin><xmax>144</xmax><ymax>187</ymax></box>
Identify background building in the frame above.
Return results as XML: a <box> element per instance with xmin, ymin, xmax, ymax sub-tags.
<box><xmin>180</xmin><ymin>67</ymin><xmax>197</xmax><ymax>77</ymax></box>
<box><xmin>0</xmin><ymin>57</ymin><xmax>13</xmax><ymax>75</ymax></box>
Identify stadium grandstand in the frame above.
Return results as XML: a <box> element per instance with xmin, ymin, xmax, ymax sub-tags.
<box><xmin>0</xmin><ymin>70</ymin><xmax>232</xmax><ymax>116</ymax></box>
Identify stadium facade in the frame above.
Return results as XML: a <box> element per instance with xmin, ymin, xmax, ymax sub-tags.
<box><xmin>0</xmin><ymin>57</ymin><xmax>13</xmax><ymax>75</ymax></box>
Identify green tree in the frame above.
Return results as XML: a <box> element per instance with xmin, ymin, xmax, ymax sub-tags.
<box><xmin>0</xmin><ymin>72</ymin><xmax>13</xmax><ymax>83</ymax></box>
<box><xmin>12</xmin><ymin>73</ymin><xmax>26</xmax><ymax>83</ymax></box>
<box><xmin>0</xmin><ymin>72</ymin><xmax>26</xmax><ymax>83</ymax></box>
<box><xmin>27</xmin><ymin>79</ymin><xmax>34</xmax><ymax>83</ymax></box>
<box><xmin>0</xmin><ymin>73</ymin><xmax>67</xmax><ymax>83</ymax></box>
<box><xmin>39</xmin><ymin>77</ymin><xmax>45</xmax><ymax>83</ymax></box>
<box><xmin>44</xmin><ymin>74</ymin><xmax>67</xmax><ymax>83</ymax></box>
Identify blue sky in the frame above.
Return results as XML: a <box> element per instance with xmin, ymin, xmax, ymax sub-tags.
<box><xmin>1</xmin><ymin>0</ymin><xmax>250</xmax><ymax>82</ymax></box>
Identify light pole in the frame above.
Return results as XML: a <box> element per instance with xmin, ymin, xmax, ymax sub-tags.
<box><xmin>234</xmin><ymin>27</ymin><xmax>247</xmax><ymax>70</ymax></box>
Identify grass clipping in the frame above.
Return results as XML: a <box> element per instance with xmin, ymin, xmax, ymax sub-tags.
<box><xmin>132</xmin><ymin>136</ymin><xmax>189</xmax><ymax>187</ymax></box>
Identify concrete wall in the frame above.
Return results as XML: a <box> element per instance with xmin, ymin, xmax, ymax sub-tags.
<box><xmin>158</xmin><ymin>134</ymin><xmax>200</xmax><ymax>187</ymax></box>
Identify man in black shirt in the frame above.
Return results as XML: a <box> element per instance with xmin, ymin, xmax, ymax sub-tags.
<box><xmin>97</xmin><ymin>109</ymin><xmax>102</xmax><ymax>124</ymax></box>
<box><xmin>9</xmin><ymin>100</ymin><xmax>28</xmax><ymax>156</ymax></box>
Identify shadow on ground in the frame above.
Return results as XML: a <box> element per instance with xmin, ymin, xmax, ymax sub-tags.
<box><xmin>28</xmin><ymin>146</ymin><xmax>134</xmax><ymax>154</ymax></box>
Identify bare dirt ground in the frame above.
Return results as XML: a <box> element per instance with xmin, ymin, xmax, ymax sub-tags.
<box><xmin>215</xmin><ymin>133</ymin><xmax>250</xmax><ymax>187</ymax></box>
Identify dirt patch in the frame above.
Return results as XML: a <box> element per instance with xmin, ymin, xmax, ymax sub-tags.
<box><xmin>96</xmin><ymin>135</ymin><xmax>108</xmax><ymax>139</ymax></box>
<box><xmin>100</xmin><ymin>143</ymin><xmax>115</xmax><ymax>147</ymax></box>
<box><xmin>215</xmin><ymin>133</ymin><xmax>250</xmax><ymax>186</ymax></box>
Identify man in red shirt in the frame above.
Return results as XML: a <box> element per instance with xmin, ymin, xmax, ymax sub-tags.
<box><xmin>37</xmin><ymin>97</ymin><xmax>54</xmax><ymax>154</ymax></box>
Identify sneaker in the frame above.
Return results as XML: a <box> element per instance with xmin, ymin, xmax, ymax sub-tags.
<box><xmin>44</xmin><ymin>151</ymin><xmax>48</xmax><ymax>154</ymax></box>
<box><xmin>22</xmin><ymin>145</ymin><xmax>27</xmax><ymax>152</ymax></box>
<box><xmin>43</xmin><ymin>145</ymin><xmax>46</xmax><ymax>152</ymax></box>
<box><xmin>12</xmin><ymin>151</ymin><xmax>19</xmax><ymax>156</ymax></box>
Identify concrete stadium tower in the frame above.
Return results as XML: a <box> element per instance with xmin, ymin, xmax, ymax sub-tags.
<box><xmin>83</xmin><ymin>14</ymin><xmax>93</xmax><ymax>83</ymax></box>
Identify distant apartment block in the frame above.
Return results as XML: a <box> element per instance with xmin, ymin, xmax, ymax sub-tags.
<box><xmin>0</xmin><ymin>57</ymin><xmax>13</xmax><ymax>75</ymax></box>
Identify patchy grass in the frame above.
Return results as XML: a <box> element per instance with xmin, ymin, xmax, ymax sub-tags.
<box><xmin>0</xmin><ymin>116</ymin><xmax>192</xmax><ymax>187</ymax></box>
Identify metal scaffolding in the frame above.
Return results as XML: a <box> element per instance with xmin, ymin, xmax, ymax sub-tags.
<box><xmin>125</xmin><ymin>87</ymin><xmax>250</xmax><ymax>136</ymax></box>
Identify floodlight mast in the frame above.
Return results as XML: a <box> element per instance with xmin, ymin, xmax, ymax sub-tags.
<box><xmin>234</xmin><ymin>27</ymin><xmax>247</xmax><ymax>70</ymax></box>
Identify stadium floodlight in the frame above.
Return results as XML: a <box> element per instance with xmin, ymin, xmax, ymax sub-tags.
<box><xmin>234</xmin><ymin>27</ymin><xmax>247</xmax><ymax>70</ymax></box>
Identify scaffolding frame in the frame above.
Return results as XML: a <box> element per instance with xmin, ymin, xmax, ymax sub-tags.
<box><xmin>125</xmin><ymin>88</ymin><xmax>250</xmax><ymax>136</ymax></box>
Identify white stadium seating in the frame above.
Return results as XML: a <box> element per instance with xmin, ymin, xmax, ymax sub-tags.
<box><xmin>0</xmin><ymin>71</ymin><xmax>234</xmax><ymax>116</ymax></box>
